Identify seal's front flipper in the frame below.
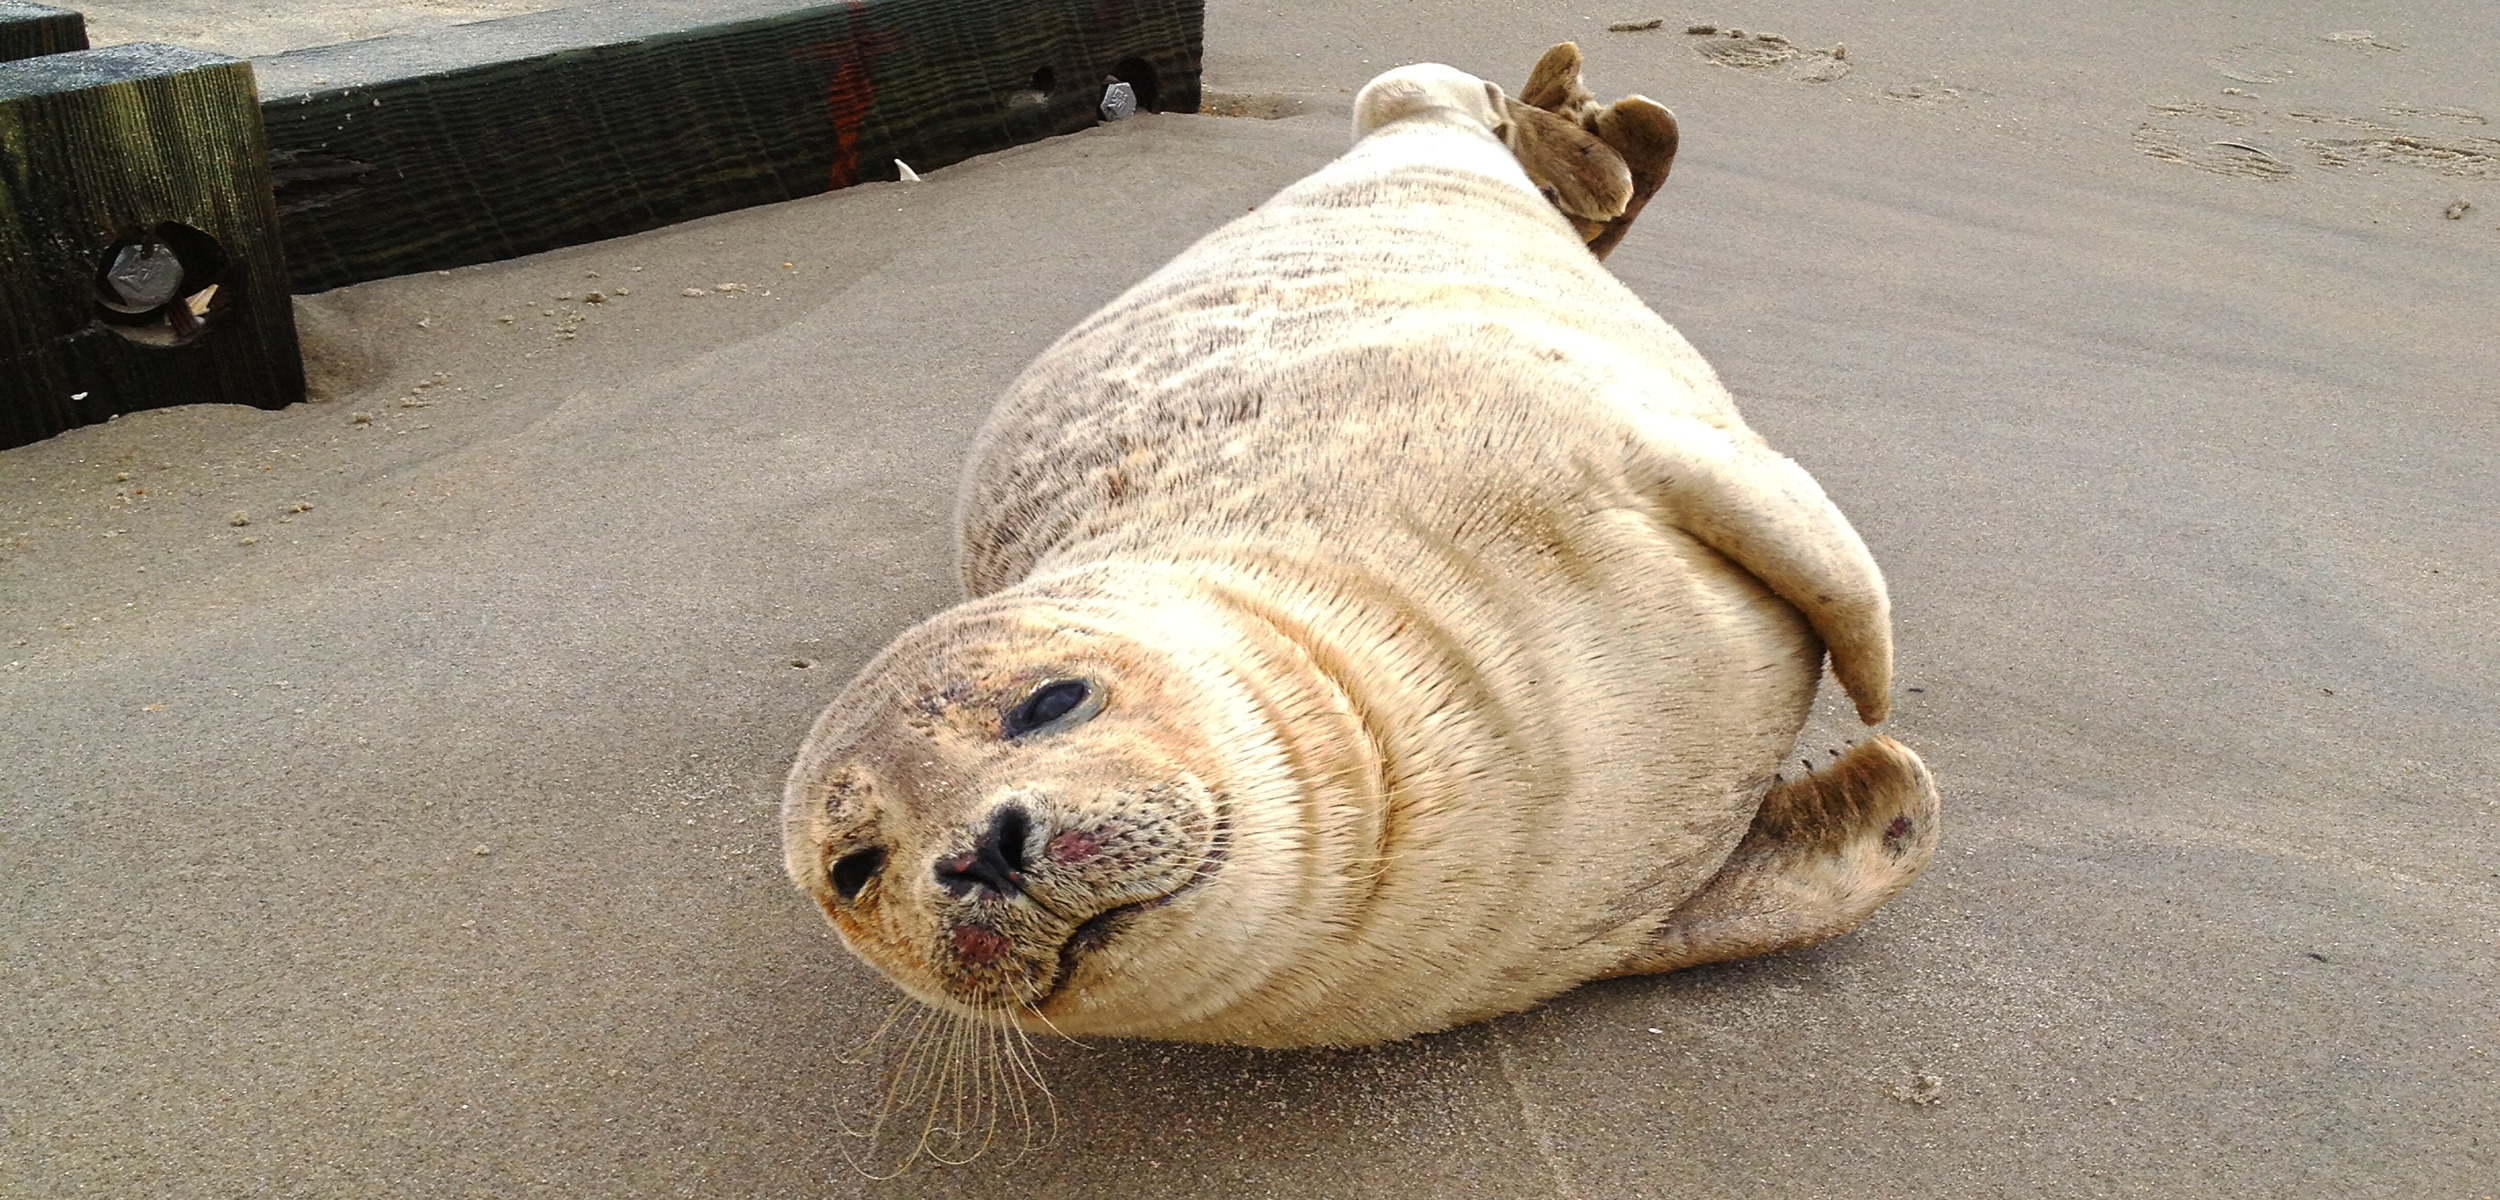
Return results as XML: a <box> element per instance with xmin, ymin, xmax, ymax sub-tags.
<box><xmin>1624</xmin><ymin>413</ymin><xmax>1894</xmax><ymax>722</ymax></box>
<box><xmin>1602</xmin><ymin>737</ymin><xmax>1939</xmax><ymax>977</ymax></box>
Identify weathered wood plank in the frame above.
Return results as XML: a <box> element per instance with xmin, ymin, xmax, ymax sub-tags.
<box><xmin>0</xmin><ymin>1</ymin><xmax>85</xmax><ymax>64</ymax></box>
<box><xmin>257</xmin><ymin>0</ymin><xmax>1203</xmax><ymax>292</ymax></box>
<box><xmin>0</xmin><ymin>43</ymin><xmax>303</xmax><ymax>449</ymax></box>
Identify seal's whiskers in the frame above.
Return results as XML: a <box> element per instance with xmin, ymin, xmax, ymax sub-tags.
<box><xmin>835</xmin><ymin>997</ymin><xmax>1057</xmax><ymax>1176</ymax></box>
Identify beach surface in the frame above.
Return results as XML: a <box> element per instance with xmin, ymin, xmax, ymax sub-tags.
<box><xmin>8</xmin><ymin>1</ymin><xmax>2497</xmax><ymax>1195</ymax></box>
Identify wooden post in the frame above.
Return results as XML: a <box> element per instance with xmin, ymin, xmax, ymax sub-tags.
<box><xmin>0</xmin><ymin>43</ymin><xmax>303</xmax><ymax>448</ymax></box>
<box><xmin>257</xmin><ymin>0</ymin><xmax>1204</xmax><ymax>291</ymax></box>
<box><xmin>0</xmin><ymin>2</ymin><xmax>85</xmax><ymax>64</ymax></box>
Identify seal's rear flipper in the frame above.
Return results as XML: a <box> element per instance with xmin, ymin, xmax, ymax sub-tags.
<box><xmin>1499</xmin><ymin>99</ymin><xmax>1633</xmax><ymax>240</ymax></box>
<box><xmin>1602</xmin><ymin>737</ymin><xmax>1939</xmax><ymax>977</ymax></box>
<box><xmin>1581</xmin><ymin>97</ymin><xmax>1677</xmax><ymax>258</ymax></box>
<box><xmin>1510</xmin><ymin>42</ymin><xmax>1680</xmax><ymax>259</ymax></box>
<box><xmin>1350</xmin><ymin>50</ymin><xmax>1678</xmax><ymax>259</ymax></box>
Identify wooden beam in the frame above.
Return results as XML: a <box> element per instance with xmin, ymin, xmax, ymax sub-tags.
<box><xmin>0</xmin><ymin>2</ymin><xmax>85</xmax><ymax>64</ymax></box>
<box><xmin>256</xmin><ymin>0</ymin><xmax>1204</xmax><ymax>292</ymax></box>
<box><xmin>0</xmin><ymin>43</ymin><xmax>303</xmax><ymax>448</ymax></box>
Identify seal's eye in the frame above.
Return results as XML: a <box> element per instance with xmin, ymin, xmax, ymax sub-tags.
<box><xmin>1000</xmin><ymin>678</ymin><xmax>1101</xmax><ymax>739</ymax></box>
<box><xmin>829</xmin><ymin>847</ymin><xmax>886</xmax><ymax>900</ymax></box>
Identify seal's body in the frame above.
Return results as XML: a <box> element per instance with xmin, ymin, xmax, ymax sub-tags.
<box><xmin>785</xmin><ymin>56</ymin><xmax>1937</xmax><ymax>1048</ymax></box>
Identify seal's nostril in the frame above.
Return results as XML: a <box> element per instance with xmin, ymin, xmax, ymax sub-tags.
<box><xmin>989</xmin><ymin>805</ymin><xmax>1031</xmax><ymax>873</ymax></box>
<box><xmin>935</xmin><ymin>804</ymin><xmax>1034</xmax><ymax>898</ymax></box>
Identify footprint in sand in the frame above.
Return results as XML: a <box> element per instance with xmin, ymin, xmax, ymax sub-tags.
<box><xmin>2283</xmin><ymin>109</ymin><xmax>2404</xmax><ymax>134</ymax></box>
<box><xmin>2207</xmin><ymin>44</ymin><xmax>2298</xmax><ymax>86</ymax></box>
<box><xmin>2144</xmin><ymin>98</ymin><xmax>2498</xmax><ymax>181</ymax></box>
<box><xmin>1883</xmin><ymin>78</ymin><xmax>1968</xmax><ymax>105</ymax></box>
<box><xmin>2141</xmin><ymin>37</ymin><xmax>2498</xmax><ymax>186</ymax></box>
<box><xmin>2150</xmin><ymin>100</ymin><xmax>2259</xmax><ymax>127</ymax></box>
<box><xmin>2132</xmin><ymin>123</ymin><xmax>2295</xmax><ymax>180</ymax></box>
<box><xmin>2320</xmin><ymin>30</ymin><xmax>2403</xmax><ymax>52</ymax></box>
<box><xmin>2385</xmin><ymin>104</ymin><xmax>2491</xmax><ymax>126</ymax></box>
<box><xmin>2305</xmin><ymin>132</ymin><xmax>2498</xmax><ymax>177</ymax></box>
<box><xmin>1682</xmin><ymin>24</ymin><xmax>1850</xmax><ymax>84</ymax></box>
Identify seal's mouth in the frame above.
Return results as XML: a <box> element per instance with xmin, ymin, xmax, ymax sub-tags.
<box><xmin>1042</xmin><ymin>903</ymin><xmax>1149</xmax><ymax>1002</ymax></box>
<box><xmin>1036</xmin><ymin>823</ymin><xmax>1228</xmax><ymax>1009</ymax></box>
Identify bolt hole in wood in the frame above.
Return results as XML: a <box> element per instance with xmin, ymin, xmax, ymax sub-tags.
<box><xmin>93</xmin><ymin>221</ymin><xmax>227</xmax><ymax>349</ymax></box>
<box><xmin>1112</xmin><ymin>56</ymin><xmax>1160</xmax><ymax>111</ymax></box>
<box><xmin>1008</xmin><ymin>63</ymin><xmax>1059</xmax><ymax>111</ymax></box>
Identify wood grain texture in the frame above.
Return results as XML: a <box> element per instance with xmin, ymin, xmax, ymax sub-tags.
<box><xmin>0</xmin><ymin>43</ymin><xmax>303</xmax><ymax>449</ymax></box>
<box><xmin>0</xmin><ymin>2</ymin><xmax>86</xmax><ymax>65</ymax></box>
<box><xmin>257</xmin><ymin>0</ymin><xmax>1204</xmax><ymax>292</ymax></box>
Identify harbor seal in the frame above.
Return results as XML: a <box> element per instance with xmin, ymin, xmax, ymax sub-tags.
<box><xmin>784</xmin><ymin>47</ymin><xmax>1938</xmax><ymax>1050</ymax></box>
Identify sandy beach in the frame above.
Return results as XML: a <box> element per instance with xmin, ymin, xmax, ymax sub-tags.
<box><xmin>7</xmin><ymin>1</ymin><xmax>2496</xmax><ymax>1195</ymax></box>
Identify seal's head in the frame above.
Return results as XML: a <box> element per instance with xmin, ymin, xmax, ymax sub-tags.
<box><xmin>783</xmin><ymin>568</ymin><xmax>1346</xmax><ymax>1038</ymax></box>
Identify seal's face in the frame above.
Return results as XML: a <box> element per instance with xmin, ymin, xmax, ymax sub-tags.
<box><xmin>782</xmin><ymin>592</ymin><xmax>1237</xmax><ymax>1027</ymax></box>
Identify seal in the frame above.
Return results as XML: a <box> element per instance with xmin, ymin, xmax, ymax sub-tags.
<box><xmin>784</xmin><ymin>46</ymin><xmax>1938</xmax><ymax>1050</ymax></box>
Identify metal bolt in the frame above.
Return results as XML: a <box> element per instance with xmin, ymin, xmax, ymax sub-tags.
<box><xmin>1101</xmin><ymin>80</ymin><xmax>1138</xmax><ymax>121</ymax></box>
<box><xmin>102</xmin><ymin>241</ymin><xmax>182</xmax><ymax>312</ymax></box>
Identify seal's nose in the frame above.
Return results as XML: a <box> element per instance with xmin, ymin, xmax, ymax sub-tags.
<box><xmin>934</xmin><ymin>804</ymin><xmax>1031</xmax><ymax>899</ymax></box>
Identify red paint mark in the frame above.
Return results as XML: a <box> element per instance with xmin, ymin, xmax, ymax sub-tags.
<box><xmin>792</xmin><ymin>1</ymin><xmax>903</xmax><ymax>190</ymax></box>
<box><xmin>1047</xmin><ymin>828</ymin><xmax>1104</xmax><ymax>865</ymax></box>
<box><xmin>952</xmin><ymin>924</ymin><xmax>1012</xmax><ymax>966</ymax></box>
